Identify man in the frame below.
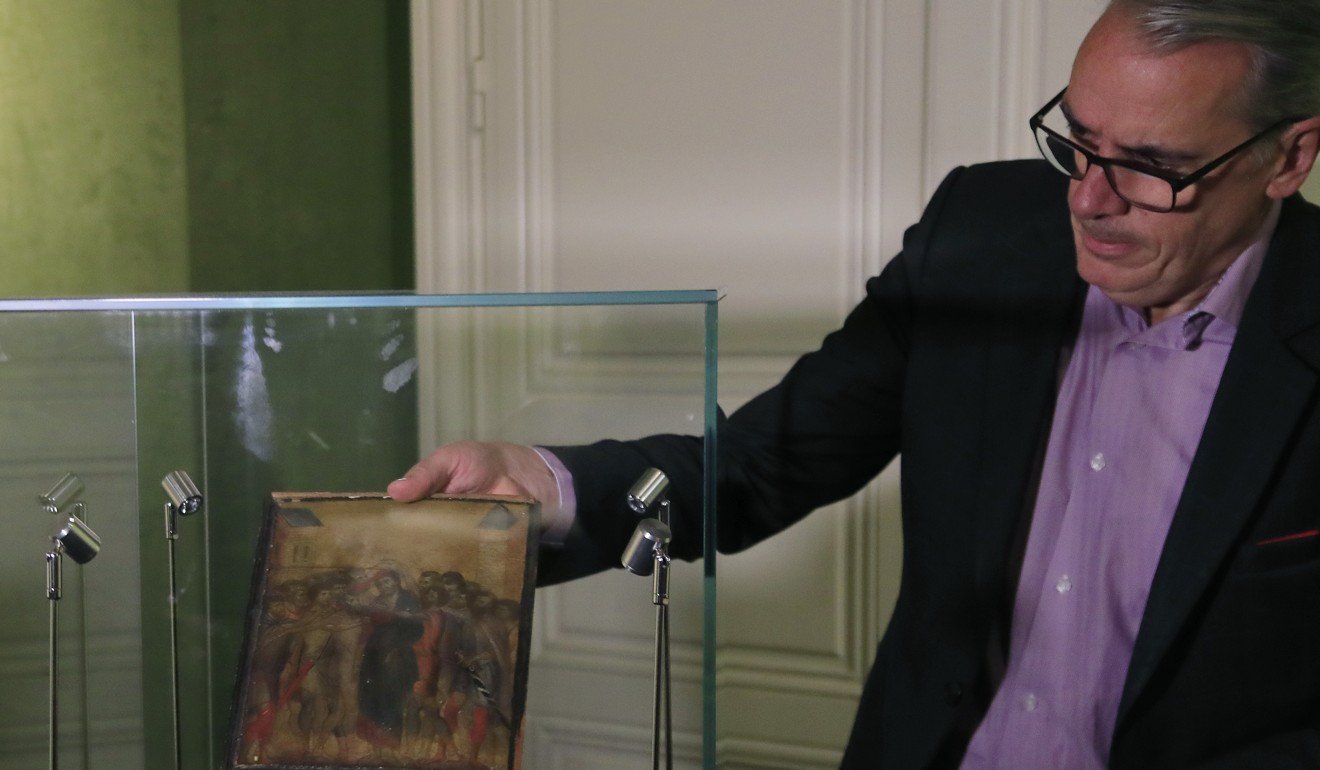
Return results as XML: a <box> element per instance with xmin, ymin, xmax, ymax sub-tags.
<box><xmin>390</xmin><ymin>1</ymin><xmax>1320</xmax><ymax>766</ymax></box>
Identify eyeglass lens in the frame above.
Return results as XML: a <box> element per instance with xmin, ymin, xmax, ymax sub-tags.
<box><xmin>1034</xmin><ymin>128</ymin><xmax>1176</xmax><ymax>211</ymax></box>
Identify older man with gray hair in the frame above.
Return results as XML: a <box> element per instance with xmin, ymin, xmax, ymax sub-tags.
<box><xmin>392</xmin><ymin>1</ymin><xmax>1320</xmax><ymax>766</ymax></box>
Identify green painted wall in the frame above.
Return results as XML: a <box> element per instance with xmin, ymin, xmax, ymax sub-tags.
<box><xmin>181</xmin><ymin>0</ymin><xmax>414</xmax><ymax>292</ymax></box>
<box><xmin>0</xmin><ymin>0</ymin><xmax>413</xmax><ymax>297</ymax></box>
<box><xmin>0</xmin><ymin>0</ymin><xmax>189</xmax><ymax>296</ymax></box>
<box><xmin>1</xmin><ymin>4</ymin><xmax>415</xmax><ymax>766</ymax></box>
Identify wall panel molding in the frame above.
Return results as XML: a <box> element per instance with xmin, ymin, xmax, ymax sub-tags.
<box><xmin>717</xmin><ymin>738</ymin><xmax>843</xmax><ymax>770</ymax></box>
<box><xmin>996</xmin><ymin>0</ymin><xmax>1047</xmax><ymax>159</ymax></box>
<box><xmin>527</xmin><ymin>716</ymin><xmax>703</xmax><ymax>770</ymax></box>
<box><xmin>532</xmin><ymin>587</ymin><xmax>706</xmax><ymax>682</ymax></box>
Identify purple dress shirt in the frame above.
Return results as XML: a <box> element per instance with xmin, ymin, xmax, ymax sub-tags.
<box><xmin>961</xmin><ymin>204</ymin><xmax>1278</xmax><ymax>768</ymax></box>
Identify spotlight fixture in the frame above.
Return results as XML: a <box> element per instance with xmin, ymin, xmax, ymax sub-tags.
<box><xmin>627</xmin><ymin>468</ymin><xmax>670</xmax><ymax>515</ymax></box>
<box><xmin>620</xmin><ymin>467</ymin><xmax>674</xmax><ymax>770</ymax></box>
<box><xmin>161</xmin><ymin>470</ymin><xmax>204</xmax><ymax>518</ymax></box>
<box><xmin>39</xmin><ymin>472</ymin><xmax>95</xmax><ymax>770</ymax></box>
<box><xmin>39</xmin><ymin>473</ymin><xmax>84</xmax><ymax>515</ymax></box>
<box><xmin>161</xmin><ymin>470</ymin><xmax>204</xmax><ymax>770</ymax></box>
<box><xmin>53</xmin><ymin>514</ymin><xmax>100</xmax><ymax>565</ymax></box>
<box><xmin>621</xmin><ymin>518</ymin><xmax>673</xmax><ymax>577</ymax></box>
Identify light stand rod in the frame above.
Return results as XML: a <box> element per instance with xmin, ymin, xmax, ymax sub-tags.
<box><xmin>40</xmin><ymin>475</ymin><xmax>98</xmax><ymax>770</ymax></box>
<box><xmin>47</xmin><ymin>547</ymin><xmax>61</xmax><ymax>770</ymax></box>
<box><xmin>165</xmin><ymin>502</ymin><xmax>183</xmax><ymax>770</ymax></box>
<box><xmin>622</xmin><ymin>469</ymin><xmax>676</xmax><ymax>770</ymax></box>
<box><xmin>159</xmin><ymin>469</ymin><xmax>203</xmax><ymax>770</ymax></box>
<box><xmin>652</xmin><ymin>499</ymin><xmax>673</xmax><ymax>770</ymax></box>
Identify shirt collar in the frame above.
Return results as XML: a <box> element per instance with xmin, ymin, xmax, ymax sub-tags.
<box><xmin>1193</xmin><ymin>198</ymin><xmax>1280</xmax><ymax>331</ymax></box>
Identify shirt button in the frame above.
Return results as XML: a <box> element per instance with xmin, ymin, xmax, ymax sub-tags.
<box><xmin>1090</xmin><ymin>452</ymin><xmax>1107</xmax><ymax>471</ymax></box>
<box><xmin>1056</xmin><ymin>575</ymin><xmax>1072</xmax><ymax>594</ymax></box>
<box><xmin>1024</xmin><ymin>693</ymin><xmax>1039</xmax><ymax>712</ymax></box>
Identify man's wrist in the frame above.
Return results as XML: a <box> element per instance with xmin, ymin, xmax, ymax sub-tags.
<box><xmin>531</xmin><ymin>446</ymin><xmax>576</xmax><ymax>546</ymax></box>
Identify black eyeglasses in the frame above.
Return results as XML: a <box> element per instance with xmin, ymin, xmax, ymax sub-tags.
<box><xmin>1030</xmin><ymin>87</ymin><xmax>1297</xmax><ymax>212</ymax></box>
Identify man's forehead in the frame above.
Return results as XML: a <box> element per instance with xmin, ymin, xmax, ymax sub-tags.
<box><xmin>1058</xmin><ymin>93</ymin><xmax>1202</xmax><ymax>163</ymax></box>
<box><xmin>1066</xmin><ymin>16</ymin><xmax>1257</xmax><ymax>151</ymax></box>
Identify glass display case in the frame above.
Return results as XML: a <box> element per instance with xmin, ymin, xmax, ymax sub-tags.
<box><xmin>0</xmin><ymin>290</ymin><xmax>718</xmax><ymax>770</ymax></box>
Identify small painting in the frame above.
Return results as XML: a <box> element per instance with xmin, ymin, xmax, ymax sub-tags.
<box><xmin>225</xmin><ymin>492</ymin><xmax>538</xmax><ymax>770</ymax></box>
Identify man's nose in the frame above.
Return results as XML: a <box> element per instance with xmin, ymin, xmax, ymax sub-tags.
<box><xmin>1068</xmin><ymin>163</ymin><xmax>1129</xmax><ymax>217</ymax></box>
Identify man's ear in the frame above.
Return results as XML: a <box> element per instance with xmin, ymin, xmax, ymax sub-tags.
<box><xmin>1266</xmin><ymin>115</ymin><xmax>1320</xmax><ymax>199</ymax></box>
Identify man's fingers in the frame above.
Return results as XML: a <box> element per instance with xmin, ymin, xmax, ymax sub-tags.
<box><xmin>386</xmin><ymin>473</ymin><xmax>430</xmax><ymax>502</ymax></box>
<box><xmin>388</xmin><ymin>441</ymin><xmax>555</xmax><ymax>505</ymax></box>
<box><xmin>387</xmin><ymin>450</ymin><xmax>458</xmax><ymax>502</ymax></box>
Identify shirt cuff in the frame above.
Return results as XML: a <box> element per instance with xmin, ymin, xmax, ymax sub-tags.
<box><xmin>531</xmin><ymin>446</ymin><xmax>576</xmax><ymax>546</ymax></box>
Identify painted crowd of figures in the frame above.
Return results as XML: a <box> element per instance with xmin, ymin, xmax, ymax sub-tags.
<box><xmin>239</xmin><ymin>567</ymin><xmax>522</xmax><ymax>768</ymax></box>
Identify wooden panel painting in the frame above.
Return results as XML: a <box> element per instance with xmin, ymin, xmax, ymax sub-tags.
<box><xmin>226</xmin><ymin>493</ymin><xmax>538</xmax><ymax>770</ymax></box>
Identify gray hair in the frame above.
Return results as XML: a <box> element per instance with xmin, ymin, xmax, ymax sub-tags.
<box><xmin>1111</xmin><ymin>0</ymin><xmax>1320</xmax><ymax>129</ymax></box>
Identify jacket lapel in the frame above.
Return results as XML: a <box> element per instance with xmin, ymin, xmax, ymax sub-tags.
<box><xmin>1115</xmin><ymin>196</ymin><xmax>1320</xmax><ymax>731</ymax></box>
<box><xmin>971</xmin><ymin>209</ymin><xmax>1084</xmax><ymax>607</ymax></box>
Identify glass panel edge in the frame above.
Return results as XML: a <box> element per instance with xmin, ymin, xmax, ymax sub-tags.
<box><xmin>0</xmin><ymin>289</ymin><xmax>722</xmax><ymax>313</ymax></box>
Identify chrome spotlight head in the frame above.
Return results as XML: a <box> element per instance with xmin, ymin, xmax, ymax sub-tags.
<box><xmin>626</xmin><ymin>468</ymin><xmax>670</xmax><ymax>515</ymax></box>
<box><xmin>161</xmin><ymin>471</ymin><xmax>203</xmax><ymax>516</ymax></box>
<box><xmin>54</xmin><ymin>514</ymin><xmax>101</xmax><ymax>564</ymax></box>
<box><xmin>621</xmin><ymin>518</ymin><xmax>672</xmax><ymax>576</ymax></box>
<box><xmin>39</xmin><ymin>473</ymin><xmax>84</xmax><ymax>514</ymax></box>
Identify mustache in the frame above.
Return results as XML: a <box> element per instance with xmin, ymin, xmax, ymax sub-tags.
<box><xmin>1075</xmin><ymin>220</ymin><xmax>1140</xmax><ymax>246</ymax></box>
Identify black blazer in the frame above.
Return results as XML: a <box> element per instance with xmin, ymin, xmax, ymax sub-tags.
<box><xmin>546</xmin><ymin>159</ymin><xmax>1320</xmax><ymax>768</ymax></box>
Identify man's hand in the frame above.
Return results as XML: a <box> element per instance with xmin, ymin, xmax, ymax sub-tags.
<box><xmin>387</xmin><ymin>441</ymin><xmax>558</xmax><ymax>506</ymax></box>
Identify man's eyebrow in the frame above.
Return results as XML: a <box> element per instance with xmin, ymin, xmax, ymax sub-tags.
<box><xmin>1059</xmin><ymin>100</ymin><xmax>1093</xmax><ymax>137</ymax></box>
<box><xmin>1058</xmin><ymin>99</ymin><xmax>1199</xmax><ymax>165</ymax></box>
